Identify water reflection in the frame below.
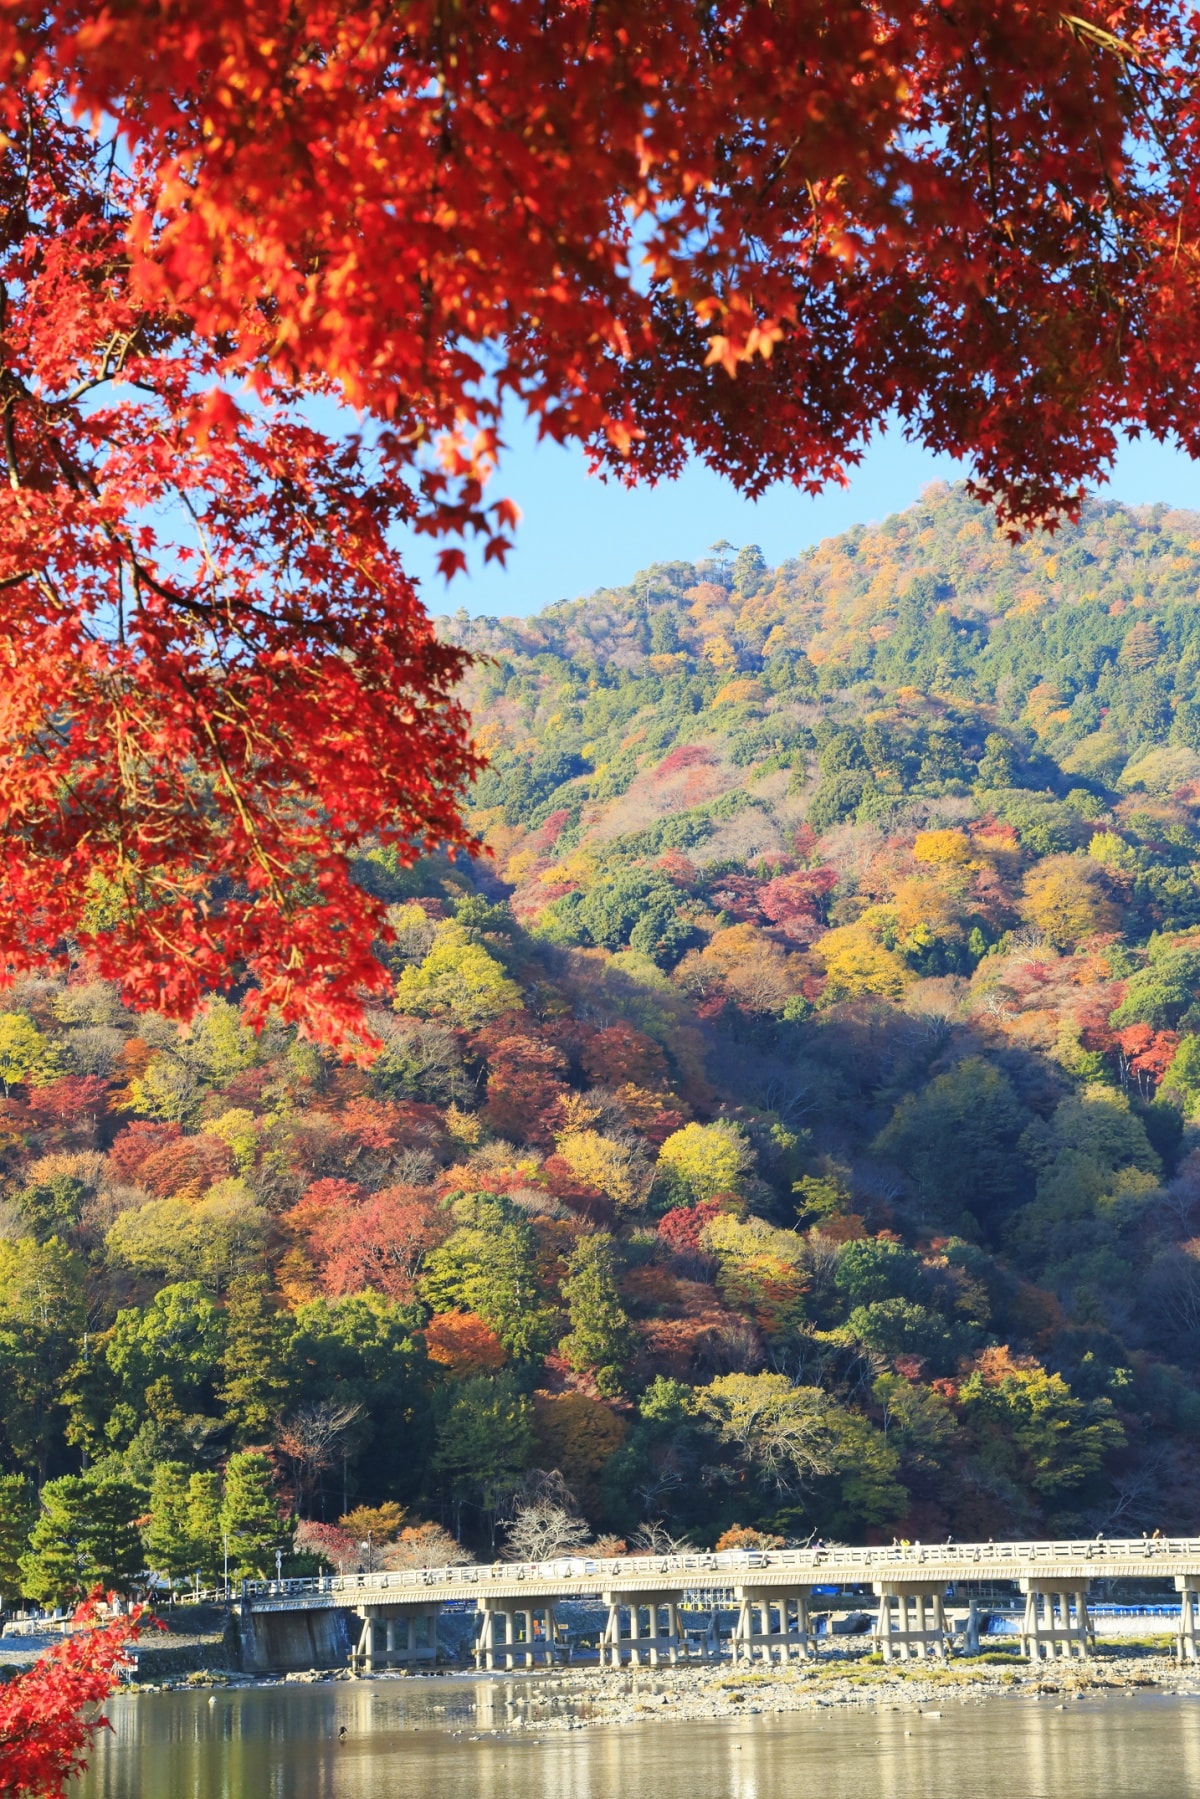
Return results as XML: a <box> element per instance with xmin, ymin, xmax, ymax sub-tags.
<box><xmin>77</xmin><ymin>1679</ymin><xmax>1200</xmax><ymax>1799</ymax></box>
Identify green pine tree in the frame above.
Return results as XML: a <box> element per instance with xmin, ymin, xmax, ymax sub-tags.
<box><xmin>433</xmin><ymin>1372</ymin><xmax>533</xmax><ymax>1539</ymax></box>
<box><xmin>558</xmin><ymin>1232</ymin><xmax>634</xmax><ymax>1398</ymax></box>
<box><xmin>219</xmin><ymin>1451</ymin><xmax>285</xmax><ymax>1579</ymax></box>
<box><xmin>85</xmin><ymin>1474</ymin><xmax>145</xmax><ymax>1592</ymax></box>
<box><xmin>22</xmin><ymin>1471</ymin><xmax>145</xmax><ymax>1607</ymax></box>
<box><xmin>21</xmin><ymin>1476</ymin><xmax>93</xmax><ymax>1607</ymax></box>
<box><xmin>217</xmin><ymin>1275</ymin><xmax>293</xmax><ymax>1445</ymax></box>
<box><xmin>188</xmin><ymin>1472</ymin><xmax>225</xmax><ymax>1585</ymax></box>
<box><xmin>143</xmin><ymin>1462</ymin><xmax>197</xmax><ymax>1585</ymax></box>
<box><xmin>0</xmin><ymin>1473</ymin><xmax>34</xmax><ymax>1609</ymax></box>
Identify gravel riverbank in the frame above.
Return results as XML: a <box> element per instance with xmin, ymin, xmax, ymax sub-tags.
<box><xmin>473</xmin><ymin>1644</ymin><xmax>1195</xmax><ymax>1734</ymax></box>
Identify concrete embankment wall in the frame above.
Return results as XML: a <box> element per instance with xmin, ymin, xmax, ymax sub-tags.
<box><xmin>237</xmin><ymin>1607</ymin><xmax>355</xmax><ymax>1673</ymax></box>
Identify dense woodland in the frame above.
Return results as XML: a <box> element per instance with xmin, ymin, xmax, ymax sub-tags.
<box><xmin>8</xmin><ymin>484</ymin><xmax>1200</xmax><ymax>1602</ymax></box>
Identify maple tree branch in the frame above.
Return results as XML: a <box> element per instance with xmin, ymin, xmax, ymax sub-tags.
<box><xmin>2</xmin><ymin>399</ymin><xmax>20</xmax><ymax>489</ymax></box>
<box><xmin>1058</xmin><ymin>13</ymin><xmax>1145</xmax><ymax>67</ymax></box>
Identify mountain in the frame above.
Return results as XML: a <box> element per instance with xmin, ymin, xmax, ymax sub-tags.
<box><xmin>6</xmin><ymin>484</ymin><xmax>1200</xmax><ymax>1599</ymax></box>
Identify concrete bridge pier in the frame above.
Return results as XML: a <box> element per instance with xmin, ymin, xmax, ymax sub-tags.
<box><xmin>352</xmin><ymin>1603</ymin><xmax>440</xmax><ymax>1673</ymax></box>
<box><xmin>871</xmin><ymin>1582</ymin><xmax>950</xmax><ymax>1662</ymax></box>
<box><xmin>475</xmin><ymin>1600</ymin><xmax>560</xmax><ymax>1670</ymax></box>
<box><xmin>1175</xmin><ymin>1576</ymin><xmax>1200</xmax><ymax>1660</ymax></box>
<box><xmin>687</xmin><ymin>1603</ymin><xmax>723</xmax><ymax>1660</ymax></box>
<box><xmin>1018</xmin><ymin>1579</ymin><xmax>1091</xmax><ymax>1660</ymax></box>
<box><xmin>731</xmin><ymin>1587</ymin><xmax>813</xmax><ymax>1663</ymax></box>
<box><xmin>600</xmin><ymin>1591</ymin><xmax>686</xmax><ymax>1666</ymax></box>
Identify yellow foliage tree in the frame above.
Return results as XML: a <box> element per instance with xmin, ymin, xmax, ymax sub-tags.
<box><xmin>555</xmin><ymin>1129</ymin><xmax>650</xmax><ymax>1210</ymax></box>
<box><xmin>817</xmin><ymin>926</ymin><xmax>911</xmax><ymax>1004</ymax></box>
<box><xmin>912</xmin><ymin>828</ymin><xmax>973</xmax><ymax>866</ymax></box>
<box><xmin>1087</xmin><ymin>831</ymin><xmax>1138</xmax><ymax>873</ymax></box>
<box><xmin>206</xmin><ymin>1108</ymin><xmax>261</xmax><ymax>1172</ymax></box>
<box><xmin>106</xmin><ymin>1181</ymin><xmax>268</xmax><ymax>1293</ymax></box>
<box><xmin>656</xmin><ymin>1119</ymin><xmax>754</xmax><ymax>1201</ymax></box>
<box><xmin>1020</xmin><ymin>855</ymin><xmax>1120</xmax><ymax>949</ymax></box>
<box><xmin>531</xmin><ymin>1392</ymin><xmax>628</xmax><ymax>1512</ymax></box>
<box><xmin>394</xmin><ymin>923</ymin><xmax>523</xmax><ymax>1027</ymax></box>
<box><xmin>698</xmin><ymin>1212</ymin><xmax>808</xmax><ymax>1337</ymax></box>
<box><xmin>891</xmin><ymin>878</ymin><xmax>968</xmax><ymax>946</ymax></box>
<box><xmin>677</xmin><ymin>922</ymin><xmax>805</xmax><ymax>1015</ymax></box>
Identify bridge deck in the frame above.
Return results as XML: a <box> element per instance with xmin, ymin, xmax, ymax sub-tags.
<box><xmin>222</xmin><ymin>1538</ymin><xmax>1200</xmax><ymax>1613</ymax></box>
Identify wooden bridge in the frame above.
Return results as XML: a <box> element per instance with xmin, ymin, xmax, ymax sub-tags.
<box><xmin>222</xmin><ymin>1537</ymin><xmax>1200</xmax><ymax>1670</ymax></box>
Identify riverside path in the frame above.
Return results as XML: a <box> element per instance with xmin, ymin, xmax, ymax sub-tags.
<box><xmin>213</xmin><ymin>1537</ymin><xmax>1200</xmax><ymax>1671</ymax></box>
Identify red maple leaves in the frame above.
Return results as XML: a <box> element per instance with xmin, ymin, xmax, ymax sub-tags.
<box><xmin>0</xmin><ymin>1596</ymin><xmax>145</xmax><ymax>1798</ymax></box>
<box><xmin>0</xmin><ymin>98</ymin><xmax>479</xmax><ymax>1045</ymax></box>
<box><xmin>0</xmin><ymin>7</ymin><xmax>1199</xmax><ymax>1040</ymax></box>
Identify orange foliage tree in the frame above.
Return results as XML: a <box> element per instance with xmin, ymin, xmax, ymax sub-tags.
<box><xmin>423</xmin><ymin>1311</ymin><xmax>508</xmax><ymax>1378</ymax></box>
<box><xmin>285</xmin><ymin>1183</ymin><xmax>449</xmax><ymax>1302</ymax></box>
<box><xmin>531</xmin><ymin>1392</ymin><xmax>628</xmax><ymax>1515</ymax></box>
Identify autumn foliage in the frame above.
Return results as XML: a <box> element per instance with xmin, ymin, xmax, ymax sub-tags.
<box><xmin>2</xmin><ymin>8</ymin><xmax>1200</xmax><ymax>1031</ymax></box>
<box><xmin>0</xmin><ymin>1598</ymin><xmax>145</xmax><ymax>1798</ymax></box>
<box><xmin>0</xmin><ymin>95</ymin><xmax>479</xmax><ymax>1045</ymax></box>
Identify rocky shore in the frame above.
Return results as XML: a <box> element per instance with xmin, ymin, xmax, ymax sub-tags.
<box><xmin>492</xmin><ymin>1646</ymin><xmax>1191</xmax><ymax>1735</ymax></box>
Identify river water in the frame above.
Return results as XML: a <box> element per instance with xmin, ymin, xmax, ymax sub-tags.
<box><xmin>74</xmin><ymin>1678</ymin><xmax>1200</xmax><ymax>1799</ymax></box>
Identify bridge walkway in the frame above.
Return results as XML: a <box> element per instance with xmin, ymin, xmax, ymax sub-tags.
<box><xmin>203</xmin><ymin>1538</ymin><xmax>1200</xmax><ymax>1669</ymax></box>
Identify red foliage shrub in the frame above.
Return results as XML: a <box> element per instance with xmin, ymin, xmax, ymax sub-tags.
<box><xmin>656</xmin><ymin>1199</ymin><xmax>722</xmax><ymax>1252</ymax></box>
<box><xmin>655</xmin><ymin>850</ymin><xmax>699</xmax><ymax>888</ymax></box>
<box><xmin>106</xmin><ymin>1120</ymin><xmax>183</xmax><ymax>1185</ymax></box>
<box><xmin>25</xmin><ymin>1076</ymin><xmax>109</xmax><ymax>1130</ymax></box>
<box><xmin>540</xmin><ymin>1155</ymin><xmax>615</xmax><ymax>1226</ymax></box>
<box><xmin>274</xmin><ymin>1100</ymin><xmax>446</xmax><ymax>1190</ymax></box>
<box><xmin>287</xmin><ymin>1178</ymin><xmax>367</xmax><ymax>1229</ymax></box>
<box><xmin>289</xmin><ymin>1185</ymin><xmax>449</xmax><ymax>1302</ymax></box>
<box><xmin>293</xmin><ymin>1520</ymin><xmax>358</xmax><ymax>1574</ymax></box>
<box><xmin>1115</xmin><ymin>1023</ymin><xmax>1179</xmax><ymax>1096</ymax></box>
<box><xmin>423</xmin><ymin>1311</ymin><xmax>507</xmax><ymax>1375</ymax></box>
<box><xmin>758</xmin><ymin>866</ymin><xmax>838</xmax><ymax>941</ymax></box>
<box><xmin>580</xmin><ymin>1021</ymin><xmax>668</xmax><ymax>1090</ymax></box>
<box><xmin>335</xmin><ymin>1096</ymin><xmax>412</xmax><ymax>1152</ymax></box>
<box><xmin>634</xmin><ymin>1313</ymin><xmax>763</xmax><ymax>1381</ymax></box>
<box><xmin>706</xmin><ymin>873</ymin><xmax>764</xmax><ymax>924</ymax></box>
<box><xmin>210</xmin><ymin>1067</ymin><xmax>274</xmax><ymax>1112</ymax></box>
<box><xmin>528</xmin><ymin>808</ymin><xmax>572</xmax><ymax>853</ymax></box>
<box><xmin>479</xmin><ymin>1031</ymin><xmax>569</xmax><ymax>1144</ymax></box>
<box><xmin>136</xmin><ymin>1132</ymin><xmax>236</xmax><ymax>1199</ymax></box>
<box><xmin>112</xmin><ymin>1039</ymin><xmax>156</xmax><ymax>1091</ymax></box>
<box><xmin>654</xmin><ymin>744</ymin><xmax>714</xmax><ymax>778</ymax></box>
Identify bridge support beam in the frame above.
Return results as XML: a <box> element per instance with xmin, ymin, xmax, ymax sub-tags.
<box><xmin>871</xmin><ymin>1582</ymin><xmax>949</xmax><ymax>1662</ymax></box>
<box><xmin>352</xmin><ymin>1603</ymin><xmax>440</xmax><ymax>1674</ymax></box>
<box><xmin>731</xmin><ymin>1587</ymin><xmax>813</xmax><ymax>1663</ymax></box>
<box><xmin>474</xmin><ymin>1600</ymin><xmax>560</xmax><ymax>1670</ymax></box>
<box><xmin>600</xmin><ymin>1591</ymin><xmax>688</xmax><ymax>1667</ymax></box>
<box><xmin>1175</xmin><ymin>1576</ymin><xmax>1200</xmax><ymax>1661</ymax></box>
<box><xmin>1018</xmin><ymin>1579</ymin><xmax>1091</xmax><ymax>1660</ymax></box>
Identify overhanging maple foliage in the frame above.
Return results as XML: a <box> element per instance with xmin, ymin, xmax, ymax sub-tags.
<box><xmin>1</xmin><ymin>3</ymin><xmax>1200</xmax><ymax>1038</ymax></box>
<box><xmin>0</xmin><ymin>1596</ymin><xmax>145</xmax><ymax>1797</ymax></box>
<box><xmin>0</xmin><ymin>98</ymin><xmax>479</xmax><ymax>1042</ymax></box>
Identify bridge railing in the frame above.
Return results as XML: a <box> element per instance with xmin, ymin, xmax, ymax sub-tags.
<box><xmin>211</xmin><ymin>1536</ymin><xmax>1200</xmax><ymax>1607</ymax></box>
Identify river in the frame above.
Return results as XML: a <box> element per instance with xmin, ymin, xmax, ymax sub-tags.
<box><xmin>74</xmin><ymin>1677</ymin><xmax>1200</xmax><ymax>1798</ymax></box>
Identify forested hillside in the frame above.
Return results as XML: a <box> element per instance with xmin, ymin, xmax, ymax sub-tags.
<box><xmin>7</xmin><ymin>483</ymin><xmax>1200</xmax><ymax>1600</ymax></box>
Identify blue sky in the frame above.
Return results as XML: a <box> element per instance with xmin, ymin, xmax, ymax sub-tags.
<box><xmin>402</xmin><ymin>414</ymin><xmax>1200</xmax><ymax>621</ymax></box>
